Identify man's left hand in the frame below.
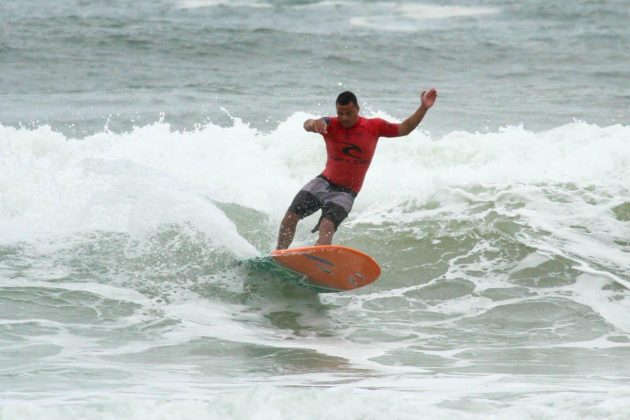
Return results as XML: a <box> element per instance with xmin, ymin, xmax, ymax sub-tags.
<box><xmin>421</xmin><ymin>88</ymin><xmax>438</xmax><ymax>109</ymax></box>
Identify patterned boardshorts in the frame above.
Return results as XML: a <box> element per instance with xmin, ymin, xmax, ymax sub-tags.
<box><xmin>288</xmin><ymin>175</ymin><xmax>357</xmax><ymax>232</ymax></box>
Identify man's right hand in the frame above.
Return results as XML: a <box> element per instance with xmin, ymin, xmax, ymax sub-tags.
<box><xmin>305</xmin><ymin>118</ymin><xmax>328</xmax><ymax>134</ymax></box>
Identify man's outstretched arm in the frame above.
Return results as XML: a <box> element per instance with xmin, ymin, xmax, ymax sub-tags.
<box><xmin>397</xmin><ymin>88</ymin><xmax>438</xmax><ymax>136</ymax></box>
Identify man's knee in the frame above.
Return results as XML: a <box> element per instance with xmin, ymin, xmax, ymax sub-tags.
<box><xmin>284</xmin><ymin>210</ymin><xmax>300</xmax><ymax>221</ymax></box>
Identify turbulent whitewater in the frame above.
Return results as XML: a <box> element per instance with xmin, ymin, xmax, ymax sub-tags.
<box><xmin>1</xmin><ymin>0</ymin><xmax>629</xmax><ymax>418</ymax></box>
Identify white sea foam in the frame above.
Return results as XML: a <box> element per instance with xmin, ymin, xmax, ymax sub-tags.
<box><xmin>1</xmin><ymin>382</ymin><xmax>630</xmax><ymax>420</ymax></box>
<box><xmin>349</xmin><ymin>2</ymin><xmax>499</xmax><ymax>31</ymax></box>
<box><xmin>1</xmin><ymin>118</ymin><xmax>628</xmax><ymax>256</ymax></box>
<box><xmin>176</xmin><ymin>0</ymin><xmax>269</xmax><ymax>9</ymax></box>
<box><xmin>0</xmin><ymin>122</ymin><xmax>261</xmax><ymax>258</ymax></box>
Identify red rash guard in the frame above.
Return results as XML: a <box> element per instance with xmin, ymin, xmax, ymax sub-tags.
<box><xmin>320</xmin><ymin>116</ymin><xmax>399</xmax><ymax>193</ymax></box>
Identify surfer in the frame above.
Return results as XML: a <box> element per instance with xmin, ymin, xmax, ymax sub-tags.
<box><xmin>276</xmin><ymin>88</ymin><xmax>438</xmax><ymax>249</ymax></box>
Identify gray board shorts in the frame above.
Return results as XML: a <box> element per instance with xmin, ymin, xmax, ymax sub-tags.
<box><xmin>288</xmin><ymin>175</ymin><xmax>357</xmax><ymax>232</ymax></box>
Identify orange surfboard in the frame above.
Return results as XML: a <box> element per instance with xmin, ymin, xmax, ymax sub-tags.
<box><xmin>270</xmin><ymin>245</ymin><xmax>381</xmax><ymax>292</ymax></box>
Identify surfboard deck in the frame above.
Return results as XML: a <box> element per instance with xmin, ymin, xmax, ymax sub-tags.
<box><xmin>268</xmin><ymin>245</ymin><xmax>381</xmax><ymax>292</ymax></box>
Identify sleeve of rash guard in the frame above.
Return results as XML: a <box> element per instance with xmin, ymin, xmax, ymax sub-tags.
<box><xmin>375</xmin><ymin>118</ymin><xmax>400</xmax><ymax>138</ymax></box>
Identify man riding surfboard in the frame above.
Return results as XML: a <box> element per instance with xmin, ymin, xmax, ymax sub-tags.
<box><xmin>276</xmin><ymin>88</ymin><xmax>438</xmax><ymax>250</ymax></box>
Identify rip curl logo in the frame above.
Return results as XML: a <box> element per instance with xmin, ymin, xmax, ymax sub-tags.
<box><xmin>341</xmin><ymin>142</ymin><xmax>363</xmax><ymax>158</ymax></box>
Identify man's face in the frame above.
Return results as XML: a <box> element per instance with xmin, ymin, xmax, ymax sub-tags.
<box><xmin>336</xmin><ymin>102</ymin><xmax>359</xmax><ymax>128</ymax></box>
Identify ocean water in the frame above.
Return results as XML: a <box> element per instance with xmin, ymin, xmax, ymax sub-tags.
<box><xmin>1</xmin><ymin>0</ymin><xmax>629</xmax><ymax>418</ymax></box>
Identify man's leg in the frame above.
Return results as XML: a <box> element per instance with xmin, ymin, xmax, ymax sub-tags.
<box><xmin>315</xmin><ymin>217</ymin><xmax>336</xmax><ymax>246</ymax></box>
<box><xmin>276</xmin><ymin>210</ymin><xmax>301</xmax><ymax>250</ymax></box>
<box><xmin>278</xmin><ymin>181</ymin><xmax>323</xmax><ymax>250</ymax></box>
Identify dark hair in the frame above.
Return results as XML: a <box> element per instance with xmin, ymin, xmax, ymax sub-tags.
<box><xmin>336</xmin><ymin>91</ymin><xmax>358</xmax><ymax>107</ymax></box>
